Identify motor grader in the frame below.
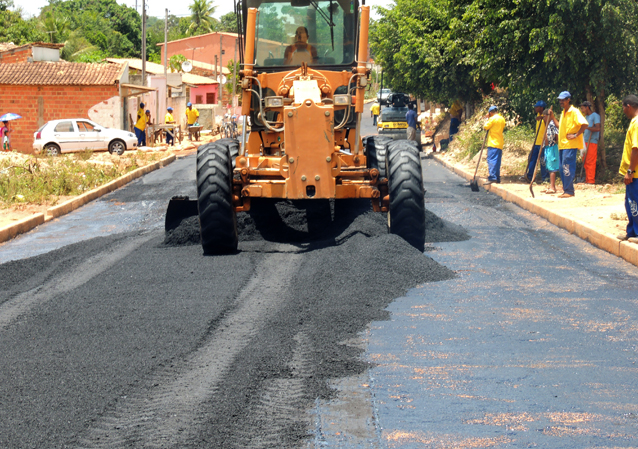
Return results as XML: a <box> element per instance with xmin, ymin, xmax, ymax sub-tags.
<box><xmin>167</xmin><ymin>0</ymin><xmax>425</xmax><ymax>254</ymax></box>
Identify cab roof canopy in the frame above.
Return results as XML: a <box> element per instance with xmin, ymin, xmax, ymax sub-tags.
<box><xmin>245</xmin><ymin>0</ymin><xmax>355</xmax><ymax>12</ymax></box>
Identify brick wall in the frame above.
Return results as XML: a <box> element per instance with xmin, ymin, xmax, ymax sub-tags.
<box><xmin>0</xmin><ymin>47</ymin><xmax>32</xmax><ymax>64</ymax></box>
<box><xmin>0</xmin><ymin>84</ymin><xmax>120</xmax><ymax>153</ymax></box>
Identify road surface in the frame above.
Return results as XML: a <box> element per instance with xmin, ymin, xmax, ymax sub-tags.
<box><xmin>1</xmin><ymin>103</ymin><xmax>637</xmax><ymax>448</ymax></box>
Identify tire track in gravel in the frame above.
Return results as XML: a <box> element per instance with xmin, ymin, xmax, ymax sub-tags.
<box><xmin>76</xmin><ymin>248</ymin><xmax>303</xmax><ymax>449</ymax></box>
<box><xmin>0</xmin><ymin>233</ymin><xmax>156</xmax><ymax>330</ymax></box>
<box><xmin>233</xmin><ymin>331</ymin><xmax>316</xmax><ymax>449</ymax></box>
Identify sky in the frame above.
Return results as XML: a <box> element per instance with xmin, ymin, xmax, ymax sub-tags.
<box><xmin>19</xmin><ymin>0</ymin><xmax>394</xmax><ymax>20</ymax></box>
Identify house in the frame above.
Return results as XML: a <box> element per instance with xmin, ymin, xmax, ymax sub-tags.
<box><xmin>0</xmin><ymin>42</ymin><xmax>65</xmax><ymax>64</ymax></box>
<box><xmin>0</xmin><ymin>60</ymin><xmax>130</xmax><ymax>154</ymax></box>
<box><xmin>157</xmin><ymin>32</ymin><xmax>239</xmax><ymax>75</ymax></box>
<box><xmin>105</xmin><ymin>58</ymin><xmax>221</xmax><ymax>106</ymax></box>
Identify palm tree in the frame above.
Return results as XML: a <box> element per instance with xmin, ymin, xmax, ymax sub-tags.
<box><xmin>39</xmin><ymin>10</ymin><xmax>69</xmax><ymax>44</ymax></box>
<box><xmin>188</xmin><ymin>0</ymin><xmax>217</xmax><ymax>36</ymax></box>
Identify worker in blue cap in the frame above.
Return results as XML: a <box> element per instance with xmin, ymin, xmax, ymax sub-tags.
<box><xmin>554</xmin><ymin>91</ymin><xmax>588</xmax><ymax>198</ymax></box>
<box><xmin>483</xmin><ymin>105</ymin><xmax>506</xmax><ymax>184</ymax></box>
<box><xmin>522</xmin><ymin>100</ymin><xmax>550</xmax><ymax>183</ymax></box>
<box><xmin>165</xmin><ymin>107</ymin><xmax>175</xmax><ymax>146</ymax></box>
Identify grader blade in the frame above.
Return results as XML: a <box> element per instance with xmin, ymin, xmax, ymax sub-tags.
<box><xmin>165</xmin><ymin>195</ymin><xmax>198</xmax><ymax>232</ymax></box>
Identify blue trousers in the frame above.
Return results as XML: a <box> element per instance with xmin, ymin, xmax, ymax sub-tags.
<box><xmin>134</xmin><ymin>127</ymin><xmax>146</xmax><ymax>146</ymax></box>
<box><xmin>626</xmin><ymin>178</ymin><xmax>638</xmax><ymax>237</ymax></box>
<box><xmin>526</xmin><ymin>144</ymin><xmax>549</xmax><ymax>181</ymax></box>
<box><xmin>373</xmin><ymin>115</ymin><xmax>378</xmax><ymax>126</ymax></box>
<box><xmin>166</xmin><ymin>129</ymin><xmax>174</xmax><ymax>146</ymax></box>
<box><xmin>559</xmin><ymin>148</ymin><xmax>577</xmax><ymax>195</ymax></box>
<box><xmin>486</xmin><ymin>147</ymin><xmax>502</xmax><ymax>182</ymax></box>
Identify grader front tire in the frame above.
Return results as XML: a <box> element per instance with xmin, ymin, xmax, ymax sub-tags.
<box><xmin>196</xmin><ymin>142</ymin><xmax>238</xmax><ymax>254</ymax></box>
<box><xmin>386</xmin><ymin>141</ymin><xmax>426</xmax><ymax>251</ymax></box>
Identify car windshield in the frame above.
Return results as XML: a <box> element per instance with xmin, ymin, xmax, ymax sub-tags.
<box><xmin>249</xmin><ymin>0</ymin><xmax>357</xmax><ymax>67</ymax></box>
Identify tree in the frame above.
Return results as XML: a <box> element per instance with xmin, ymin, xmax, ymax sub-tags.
<box><xmin>0</xmin><ymin>10</ymin><xmax>46</xmax><ymax>44</ymax></box>
<box><xmin>218</xmin><ymin>11</ymin><xmax>237</xmax><ymax>33</ymax></box>
<box><xmin>371</xmin><ymin>0</ymin><xmax>488</xmax><ymax>106</ymax></box>
<box><xmin>188</xmin><ymin>0</ymin><xmax>217</xmax><ymax>36</ymax></box>
<box><xmin>462</xmin><ymin>0</ymin><xmax>638</xmax><ymax>169</ymax></box>
<box><xmin>39</xmin><ymin>10</ymin><xmax>70</xmax><ymax>44</ymax></box>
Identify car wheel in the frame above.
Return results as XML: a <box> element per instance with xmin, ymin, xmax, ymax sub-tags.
<box><xmin>108</xmin><ymin>140</ymin><xmax>126</xmax><ymax>155</ymax></box>
<box><xmin>45</xmin><ymin>143</ymin><xmax>61</xmax><ymax>157</ymax></box>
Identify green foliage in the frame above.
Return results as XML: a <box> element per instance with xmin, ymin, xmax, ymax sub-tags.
<box><xmin>605</xmin><ymin>94</ymin><xmax>630</xmax><ymax>132</ymax></box>
<box><xmin>0</xmin><ymin>10</ymin><xmax>47</xmax><ymax>44</ymax></box>
<box><xmin>224</xmin><ymin>59</ymin><xmax>240</xmax><ymax>95</ymax></box>
<box><xmin>188</xmin><ymin>0</ymin><xmax>217</xmax><ymax>36</ymax></box>
<box><xmin>218</xmin><ymin>12</ymin><xmax>237</xmax><ymax>33</ymax></box>
<box><xmin>0</xmin><ymin>0</ymin><xmax>13</xmax><ymax>11</ymax></box>
<box><xmin>169</xmin><ymin>54</ymin><xmax>187</xmax><ymax>72</ymax></box>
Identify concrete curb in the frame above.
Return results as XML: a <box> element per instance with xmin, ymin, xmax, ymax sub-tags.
<box><xmin>431</xmin><ymin>153</ymin><xmax>637</xmax><ymax>268</ymax></box>
<box><xmin>0</xmin><ymin>154</ymin><xmax>176</xmax><ymax>244</ymax></box>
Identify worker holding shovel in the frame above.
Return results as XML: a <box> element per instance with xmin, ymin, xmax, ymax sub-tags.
<box><xmin>483</xmin><ymin>105</ymin><xmax>506</xmax><ymax>185</ymax></box>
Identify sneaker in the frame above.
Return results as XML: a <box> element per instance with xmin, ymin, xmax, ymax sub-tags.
<box><xmin>558</xmin><ymin>193</ymin><xmax>574</xmax><ymax>198</ymax></box>
<box><xmin>629</xmin><ymin>237</ymin><xmax>638</xmax><ymax>244</ymax></box>
<box><xmin>617</xmin><ymin>234</ymin><xmax>630</xmax><ymax>241</ymax></box>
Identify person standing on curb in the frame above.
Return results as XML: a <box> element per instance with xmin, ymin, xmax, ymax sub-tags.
<box><xmin>371</xmin><ymin>100</ymin><xmax>380</xmax><ymax>126</ymax></box>
<box><xmin>406</xmin><ymin>103</ymin><xmax>419</xmax><ymax>145</ymax></box>
<box><xmin>556</xmin><ymin>91</ymin><xmax>588</xmax><ymax>198</ymax></box>
<box><xmin>165</xmin><ymin>107</ymin><xmax>175</xmax><ymax>146</ymax></box>
<box><xmin>483</xmin><ymin>105</ymin><xmax>506</xmax><ymax>185</ymax></box>
<box><xmin>134</xmin><ymin>102</ymin><xmax>147</xmax><ymax>147</ymax></box>
<box><xmin>617</xmin><ymin>94</ymin><xmax>638</xmax><ymax>244</ymax></box>
<box><xmin>579</xmin><ymin>100</ymin><xmax>601</xmax><ymax>184</ymax></box>
<box><xmin>523</xmin><ymin>100</ymin><xmax>549</xmax><ymax>183</ymax></box>
<box><xmin>541</xmin><ymin>109</ymin><xmax>560</xmax><ymax>194</ymax></box>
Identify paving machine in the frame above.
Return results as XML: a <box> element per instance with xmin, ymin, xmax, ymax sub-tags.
<box><xmin>166</xmin><ymin>0</ymin><xmax>425</xmax><ymax>254</ymax></box>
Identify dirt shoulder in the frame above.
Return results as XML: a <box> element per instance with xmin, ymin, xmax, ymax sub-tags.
<box><xmin>432</xmin><ymin>148</ymin><xmax>629</xmax><ymax>239</ymax></box>
<box><xmin>0</xmin><ymin>134</ymin><xmax>216</xmax><ymax>229</ymax></box>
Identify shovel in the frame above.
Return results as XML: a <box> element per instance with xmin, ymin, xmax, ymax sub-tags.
<box><xmin>470</xmin><ymin>130</ymin><xmax>490</xmax><ymax>192</ymax></box>
<box><xmin>529</xmin><ymin>106</ymin><xmax>552</xmax><ymax>198</ymax></box>
<box><xmin>522</xmin><ymin>113</ymin><xmax>546</xmax><ymax>181</ymax></box>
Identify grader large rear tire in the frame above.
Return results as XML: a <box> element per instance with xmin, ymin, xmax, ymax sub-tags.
<box><xmin>386</xmin><ymin>140</ymin><xmax>426</xmax><ymax>251</ymax></box>
<box><xmin>196</xmin><ymin>142</ymin><xmax>238</xmax><ymax>254</ymax></box>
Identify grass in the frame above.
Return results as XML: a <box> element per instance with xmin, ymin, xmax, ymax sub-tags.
<box><xmin>0</xmin><ymin>151</ymin><xmax>161</xmax><ymax>207</ymax></box>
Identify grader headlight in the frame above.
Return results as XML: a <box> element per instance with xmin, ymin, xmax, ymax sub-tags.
<box><xmin>264</xmin><ymin>96</ymin><xmax>284</xmax><ymax>108</ymax></box>
<box><xmin>334</xmin><ymin>94</ymin><xmax>351</xmax><ymax>106</ymax></box>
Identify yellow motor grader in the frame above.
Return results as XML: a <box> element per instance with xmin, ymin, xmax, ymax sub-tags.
<box><xmin>167</xmin><ymin>0</ymin><xmax>425</xmax><ymax>254</ymax></box>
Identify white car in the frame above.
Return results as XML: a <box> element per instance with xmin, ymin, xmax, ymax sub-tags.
<box><xmin>33</xmin><ymin>119</ymin><xmax>137</xmax><ymax>156</ymax></box>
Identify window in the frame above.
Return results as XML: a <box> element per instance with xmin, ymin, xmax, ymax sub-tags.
<box><xmin>54</xmin><ymin>121</ymin><xmax>74</xmax><ymax>133</ymax></box>
<box><xmin>206</xmin><ymin>93</ymin><xmax>216</xmax><ymax>104</ymax></box>
<box><xmin>77</xmin><ymin>121</ymin><xmax>96</xmax><ymax>132</ymax></box>
<box><xmin>252</xmin><ymin>0</ymin><xmax>356</xmax><ymax>68</ymax></box>
<box><xmin>196</xmin><ymin>95</ymin><xmax>203</xmax><ymax>104</ymax></box>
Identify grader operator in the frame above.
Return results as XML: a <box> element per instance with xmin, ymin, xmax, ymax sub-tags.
<box><xmin>166</xmin><ymin>0</ymin><xmax>426</xmax><ymax>254</ymax></box>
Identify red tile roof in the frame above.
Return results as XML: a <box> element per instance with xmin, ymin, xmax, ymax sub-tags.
<box><xmin>0</xmin><ymin>61</ymin><xmax>124</xmax><ymax>85</ymax></box>
<box><xmin>0</xmin><ymin>42</ymin><xmax>65</xmax><ymax>53</ymax></box>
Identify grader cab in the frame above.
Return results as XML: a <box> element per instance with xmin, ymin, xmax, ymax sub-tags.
<box><xmin>170</xmin><ymin>0</ymin><xmax>426</xmax><ymax>254</ymax></box>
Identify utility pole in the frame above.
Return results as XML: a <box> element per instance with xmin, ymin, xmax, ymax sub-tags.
<box><xmin>141</xmin><ymin>0</ymin><xmax>146</xmax><ymax>86</ymax></box>
<box><xmin>233</xmin><ymin>38</ymin><xmax>237</xmax><ymax>107</ymax></box>
<box><xmin>219</xmin><ymin>35</ymin><xmax>223</xmax><ymax>107</ymax></box>
<box><xmin>164</xmin><ymin>9</ymin><xmax>168</xmax><ymax>81</ymax></box>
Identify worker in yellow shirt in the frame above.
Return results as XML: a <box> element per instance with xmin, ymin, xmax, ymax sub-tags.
<box><xmin>483</xmin><ymin>105</ymin><xmax>506</xmax><ymax>185</ymax></box>
<box><xmin>371</xmin><ymin>101</ymin><xmax>380</xmax><ymax>126</ymax></box>
<box><xmin>134</xmin><ymin>102</ymin><xmax>147</xmax><ymax>147</ymax></box>
<box><xmin>555</xmin><ymin>91</ymin><xmax>588</xmax><ymax>198</ymax></box>
<box><xmin>165</xmin><ymin>107</ymin><xmax>175</xmax><ymax>146</ymax></box>
<box><xmin>523</xmin><ymin>100</ymin><xmax>549</xmax><ymax>182</ymax></box>
<box><xmin>617</xmin><ymin>94</ymin><xmax>638</xmax><ymax>243</ymax></box>
<box><xmin>185</xmin><ymin>102</ymin><xmax>200</xmax><ymax>140</ymax></box>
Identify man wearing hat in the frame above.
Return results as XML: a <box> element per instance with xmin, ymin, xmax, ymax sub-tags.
<box><xmin>134</xmin><ymin>102</ymin><xmax>147</xmax><ymax>147</ymax></box>
<box><xmin>483</xmin><ymin>105</ymin><xmax>506</xmax><ymax>184</ymax></box>
<box><xmin>556</xmin><ymin>91</ymin><xmax>588</xmax><ymax>198</ymax></box>
<box><xmin>165</xmin><ymin>107</ymin><xmax>176</xmax><ymax>146</ymax></box>
<box><xmin>523</xmin><ymin>100</ymin><xmax>549</xmax><ymax>183</ymax></box>
<box><xmin>616</xmin><ymin>95</ymin><xmax>638</xmax><ymax>244</ymax></box>
<box><xmin>579</xmin><ymin>100</ymin><xmax>601</xmax><ymax>184</ymax></box>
